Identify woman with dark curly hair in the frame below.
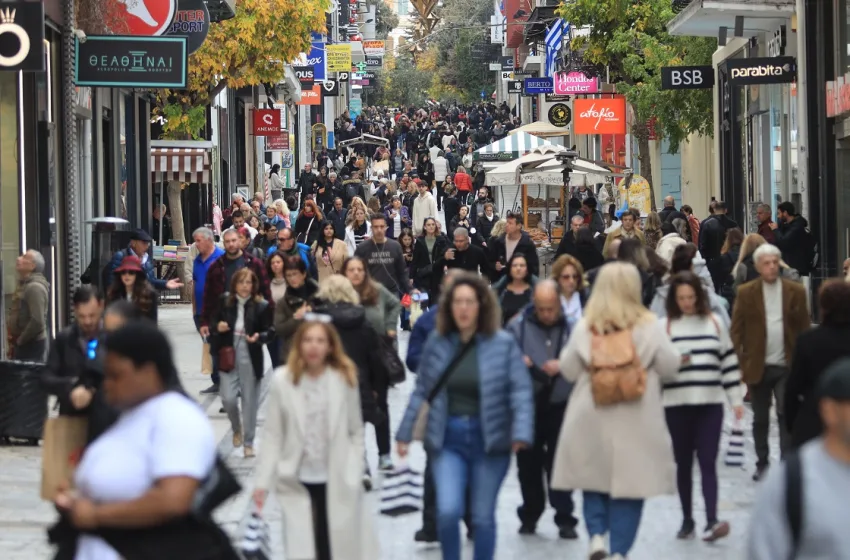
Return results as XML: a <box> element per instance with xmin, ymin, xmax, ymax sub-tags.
<box><xmin>106</xmin><ymin>255</ymin><xmax>158</xmax><ymax>322</ymax></box>
<box><xmin>396</xmin><ymin>272</ymin><xmax>534</xmax><ymax>560</ymax></box>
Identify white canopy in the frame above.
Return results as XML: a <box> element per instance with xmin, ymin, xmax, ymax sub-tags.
<box><xmin>508</xmin><ymin>121</ymin><xmax>570</xmax><ymax>139</ymax></box>
<box><xmin>486</xmin><ymin>145</ymin><xmax>616</xmax><ymax>187</ymax></box>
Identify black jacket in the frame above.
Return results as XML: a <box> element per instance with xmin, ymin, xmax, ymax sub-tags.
<box><xmin>210</xmin><ymin>295</ymin><xmax>274</xmax><ymax>380</ymax></box>
<box><xmin>775</xmin><ymin>215</ymin><xmax>812</xmax><ymax>275</ymax></box>
<box><xmin>411</xmin><ymin>234</ymin><xmax>450</xmax><ymax>295</ymax></box>
<box><xmin>556</xmin><ymin>231</ymin><xmax>579</xmax><ymax>258</ymax></box>
<box><xmin>786</xmin><ymin>325</ymin><xmax>850</xmax><ymax>448</ymax></box>
<box><xmin>476</xmin><ymin>214</ymin><xmax>499</xmax><ymax>241</ymax></box>
<box><xmin>437</xmin><ymin>243</ymin><xmax>489</xmax><ymax>276</ymax></box>
<box><xmin>699</xmin><ymin>213</ymin><xmax>738</xmax><ymax>263</ymax></box>
<box><xmin>573</xmin><ymin>243</ymin><xmax>605</xmax><ymax>274</ymax></box>
<box><xmin>41</xmin><ymin>324</ymin><xmax>118</xmax><ymax>444</ymax></box>
<box><xmin>489</xmin><ymin>232</ymin><xmax>541</xmax><ymax>281</ymax></box>
<box><xmin>327</xmin><ymin>208</ymin><xmax>348</xmax><ymax>240</ymax></box>
<box><xmin>658</xmin><ymin>207</ymin><xmax>687</xmax><ymax>225</ymax></box>
<box><xmin>312</xmin><ymin>301</ymin><xmax>385</xmax><ymax>425</ymax></box>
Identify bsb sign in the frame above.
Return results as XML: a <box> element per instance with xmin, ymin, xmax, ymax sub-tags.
<box><xmin>660</xmin><ymin>65</ymin><xmax>715</xmax><ymax>90</ymax></box>
<box><xmin>75</xmin><ymin>36</ymin><xmax>188</xmax><ymax>88</ymax></box>
<box><xmin>726</xmin><ymin>57</ymin><xmax>796</xmax><ymax>85</ymax></box>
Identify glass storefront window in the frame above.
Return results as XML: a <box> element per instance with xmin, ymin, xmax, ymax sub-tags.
<box><xmin>0</xmin><ymin>73</ymin><xmax>20</xmax><ymax>355</ymax></box>
<box><xmin>119</xmin><ymin>97</ymin><xmax>127</xmax><ymax>219</ymax></box>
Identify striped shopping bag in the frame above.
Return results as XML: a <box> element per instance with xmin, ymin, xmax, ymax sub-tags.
<box><xmin>380</xmin><ymin>465</ymin><xmax>425</xmax><ymax>517</ymax></box>
<box><xmin>239</xmin><ymin>510</ymin><xmax>271</xmax><ymax>560</ymax></box>
<box><xmin>724</xmin><ymin>420</ymin><xmax>746</xmax><ymax>468</ymax></box>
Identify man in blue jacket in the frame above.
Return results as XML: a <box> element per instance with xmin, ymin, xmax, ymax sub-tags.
<box><xmin>107</xmin><ymin>229</ymin><xmax>183</xmax><ymax>291</ymax></box>
<box><xmin>405</xmin><ymin>270</ymin><xmax>471</xmax><ymax>543</ymax></box>
<box><xmin>266</xmin><ymin>227</ymin><xmax>318</xmax><ymax>280</ymax></box>
<box><xmin>506</xmin><ymin>280</ymin><xmax>577</xmax><ymax>538</ymax></box>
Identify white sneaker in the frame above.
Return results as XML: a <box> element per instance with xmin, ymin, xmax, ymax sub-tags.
<box><xmin>589</xmin><ymin>534</ymin><xmax>608</xmax><ymax>560</ymax></box>
<box><xmin>379</xmin><ymin>454</ymin><xmax>394</xmax><ymax>471</ymax></box>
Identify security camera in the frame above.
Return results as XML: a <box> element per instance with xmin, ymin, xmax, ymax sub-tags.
<box><xmin>73</xmin><ymin>29</ymin><xmax>87</xmax><ymax>43</ymax></box>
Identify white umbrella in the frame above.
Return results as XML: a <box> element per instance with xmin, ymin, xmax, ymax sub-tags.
<box><xmin>484</xmin><ymin>145</ymin><xmax>569</xmax><ymax>186</ymax></box>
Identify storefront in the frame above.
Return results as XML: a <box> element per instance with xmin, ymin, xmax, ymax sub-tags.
<box><xmin>0</xmin><ymin>0</ymin><xmax>66</xmax><ymax>356</ymax></box>
<box><xmin>716</xmin><ymin>23</ymin><xmax>801</xmax><ymax>231</ymax></box>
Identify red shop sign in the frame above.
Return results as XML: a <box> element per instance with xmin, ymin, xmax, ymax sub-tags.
<box><xmin>265</xmin><ymin>134</ymin><xmax>290</xmax><ymax>151</ymax></box>
<box><xmin>108</xmin><ymin>0</ymin><xmax>178</xmax><ymax>36</ymax></box>
<box><xmin>253</xmin><ymin>109</ymin><xmax>282</xmax><ymax>136</ymax></box>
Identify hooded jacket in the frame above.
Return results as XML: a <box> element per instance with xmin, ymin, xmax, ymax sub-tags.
<box><xmin>8</xmin><ymin>272</ymin><xmax>50</xmax><ymax>344</ymax></box>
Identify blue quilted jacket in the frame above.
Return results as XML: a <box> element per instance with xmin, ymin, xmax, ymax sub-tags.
<box><xmin>396</xmin><ymin>330</ymin><xmax>534</xmax><ymax>454</ymax></box>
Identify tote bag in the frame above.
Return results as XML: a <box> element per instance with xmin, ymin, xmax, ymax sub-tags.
<box><xmin>41</xmin><ymin>416</ymin><xmax>88</xmax><ymax>500</ymax></box>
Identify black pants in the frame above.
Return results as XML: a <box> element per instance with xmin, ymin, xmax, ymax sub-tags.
<box><xmin>516</xmin><ymin>401</ymin><xmax>577</xmax><ymax>528</ymax></box>
<box><xmin>436</xmin><ymin>182</ymin><xmax>445</xmax><ymax>210</ymax></box>
<box><xmin>422</xmin><ymin>451</ymin><xmax>472</xmax><ymax>535</ymax></box>
<box><xmin>374</xmin><ymin>385</ymin><xmax>391</xmax><ymax>456</ymax></box>
<box><xmin>304</xmin><ymin>483</ymin><xmax>332</xmax><ymax>560</ymax></box>
<box><xmin>750</xmin><ymin>365</ymin><xmax>791</xmax><ymax>467</ymax></box>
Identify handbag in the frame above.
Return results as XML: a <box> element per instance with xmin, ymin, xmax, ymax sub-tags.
<box><xmin>40</xmin><ymin>416</ymin><xmax>88</xmax><ymax>500</ymax></box>
<box><xmin>238</xmin><ymin>510</ymin><xmax>271</xmax><ymax>560</ymax></box>
<box><xmin>380</xmin><ymin>335</ymin><xmax>406</xmax><ymax>386</ymax></box>
<box><xmin>218</xmin><ymin>346</ymin><xmax>235</xmax><ymax>373</ymax></box>
<box><xmin>191</xmin><ymin>455</ymin><xmax>242</xmax><ymax>516</ymax></box>
<box><xmin>411</xmin><ymin>340</ymin><xmax>475</xmax><ymax>441</ymax></box>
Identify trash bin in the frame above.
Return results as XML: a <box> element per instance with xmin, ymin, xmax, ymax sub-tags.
<box><xmin>0</xmin><ymin>360</ymin><xmax>48</xmax><ymax>444</ymax></box>
<box><xmin>80</xmin><ymin>217</ymin><xmax>132</xmax><ymax>291</ymax></box>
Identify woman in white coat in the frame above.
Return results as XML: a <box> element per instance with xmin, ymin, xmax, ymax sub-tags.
<box><xmin>253</xmin><ymin>320</ymin><xmax>378</xmax><ymax>560</ymax></box>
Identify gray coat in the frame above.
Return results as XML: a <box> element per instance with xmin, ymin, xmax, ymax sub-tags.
<box><xmin>506</xmin><ymin>307</ymin><xmax>573</xmax><ymax>403</ymax></box>
<box><xmin>396</xmin><ymin>330</ymin><xmax>534</xmax><ymax>454</ymax></box>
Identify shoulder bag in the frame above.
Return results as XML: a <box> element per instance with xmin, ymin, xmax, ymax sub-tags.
<box><xmin>411</xmin><ymin>339</ymin><xmax>474</xmax><ymax>441</ymax></box>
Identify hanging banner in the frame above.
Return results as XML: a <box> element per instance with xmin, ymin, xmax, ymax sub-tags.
<box><xmin>362</xmin><ymin>40</ymin><xmax>385</xmax><ymax>56</ymax></box>
<box><xmin>326</xmin><ymin>43</ymin><xmax>352</xmax><ymax>71</ymax></box>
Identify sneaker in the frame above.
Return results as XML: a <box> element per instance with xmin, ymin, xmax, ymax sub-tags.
<box><xmin>752</xmin><ymin>464</ymin><xmax>769</xmax><ymax>482</ymax></box>
<box><xmin>589</xmin><ymin>534</ymin><xmax>608</xmax><ymax>560</ymax></box>
<box><xmin>559</xmin><ymin>525</ymin><xmax>579</xmax><ymax>539</ymax></box>
<box><xmin>702</xmin><ymin>521</ymin><xmax>730</xmax><ymax>542</ymax></box>
<box><xmin>233</xmin><ymin>432</ymin><xmax>243</xmax><ymax>448</ymax></box>
<box><xmin>362</xmin><ymin>473</ymin><xmax>373</xmax><ymax>491</ymax></box>
<box><xmin>244</xmin><ymin>445</ymin><xmax>255</xmax><ymax>458</ymax></box>
<box><xmin>413</xmin><ymin>529</ymin><xmax>438</xmax><ymax>543</ymax></box>
<box><xmin>200</xmin><ymin>384</ymin><xmax>219</xmax><ymax>395</ymax></box>
<box><xmin>379</xmin><ymin>455</ymin><xmax>394</xmax><ymax>471</ymax></box>
<box><xmin>518</xmin><ymin>523</ymin><xmax>535</xmax><ymax>535</ymax></box>
<box><xmin>677</xmin><ymin>518</ymin><xmax>695</xmax><ymax>539</ymax></box>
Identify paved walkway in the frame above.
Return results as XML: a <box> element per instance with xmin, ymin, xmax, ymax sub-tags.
<box><xmin>0</xmin><ymin>304</ymin><xmax>779</xmax><ymax>559</ymax></box>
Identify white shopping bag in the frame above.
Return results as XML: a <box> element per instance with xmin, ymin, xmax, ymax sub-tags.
<box><xmin>239</xmin><ymin>510</ymin><xmax>272</xmax><ymax>560</ymax></box>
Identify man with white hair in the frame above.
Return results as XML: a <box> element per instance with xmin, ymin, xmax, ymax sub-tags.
<box><xmin>7</xmin><ymin>250</ymin><xmax>50</xmax><ymax>360</ymax></box>
<box><xmin>731</xmin><ymin>243</ymin><xmax>810</xmax><ymax>481</ymax></box>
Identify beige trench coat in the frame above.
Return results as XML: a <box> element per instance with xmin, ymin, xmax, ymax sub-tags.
<box><xmin>552</xmin><ymin>319</ymin><xmax>680</xmax><ymax>499</ymax></box>
<box><xmin>254</xmin><ymin>367</ymin><xmax>379</xmax><ymax>560</ymax></box>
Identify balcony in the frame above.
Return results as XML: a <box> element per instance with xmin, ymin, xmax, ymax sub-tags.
<box><xmin>667</xmin><ymin>0</ymin><xmax>794</xmax><ymax>38</ymax></box>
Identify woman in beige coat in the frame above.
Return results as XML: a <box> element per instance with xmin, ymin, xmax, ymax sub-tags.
<box><xmin>311</xmin><ymin>220</ymin><xmax>348</xmax><ymax>284</ymax></box>
<box><xmin>552</xmin><ymin>262</ymin><xmax>680</xmax><ymax>560</ymax></box>
<box><xmin>253</xmin><ymin>320</ymin><xmax>378</xmax><ymax>560</ymax></box>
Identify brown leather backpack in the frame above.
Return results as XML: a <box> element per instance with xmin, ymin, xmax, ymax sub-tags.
<box><xmin>589</xmin><ymin>328</ymin><xmax>647</xmax><ymax>406</ymax></box>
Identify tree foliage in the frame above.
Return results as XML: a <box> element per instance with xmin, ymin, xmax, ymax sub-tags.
<box><xmin>560</xmin><ymin>0</ymin><xmax>715</xmax><ymax>150</ymax></box>
<box><xmin>153</xmin><ymin>0</ymin><xmax>328</xmax><ymax>140</ymax></box>
<box><xmin>375</xmin><ymin>0</ymin><xmax>400</xmax><ymax>38</ymax></box>
<box><xmin>371</xmin><ymin>52</ymin><xmax>432</xmax><ymax>107</ymax></box>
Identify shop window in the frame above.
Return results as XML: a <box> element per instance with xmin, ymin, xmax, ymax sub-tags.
<box><xmin>0</xmin><ymin>73</ymin><xmax>20</xmax><ymax>351</ymax></box>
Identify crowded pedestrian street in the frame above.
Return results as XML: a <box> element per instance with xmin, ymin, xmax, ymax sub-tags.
<box><xmin>1</xmin><ymin>305</ymin><xmax>770</xmax><ymax>560</ymax></box>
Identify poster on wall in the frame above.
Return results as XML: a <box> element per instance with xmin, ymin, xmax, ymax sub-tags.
<box><xmin>618</xmin><ymin>175</ymin><xmax>652</xmax><ymax>216</ymax></box>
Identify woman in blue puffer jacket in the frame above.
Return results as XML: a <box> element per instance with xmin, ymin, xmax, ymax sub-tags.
<box><xmin>396</xmin><ymin>272</ymin><xmax>534</xmax><ymax>560</ymax></box>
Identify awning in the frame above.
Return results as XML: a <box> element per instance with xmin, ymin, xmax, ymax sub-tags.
<box><xmin>509</xmin><ymin>121</ymin><xmax>571</xmax><ymax>139</ymax></box>
<box><xmin>150</xmin><ymin>148</ymin><xmax>211</xmax><ymax>184</ymax></box>
<box><xmin>474</xmin><ymin>130</ymin><xmax>553</xmax><ymax>162</ymax></box>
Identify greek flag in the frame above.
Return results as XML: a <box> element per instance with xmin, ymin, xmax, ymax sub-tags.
<box><xmin>545</xmin><ymin>19</ymin><xmax>567</xmax><ymax>78</ymax></box>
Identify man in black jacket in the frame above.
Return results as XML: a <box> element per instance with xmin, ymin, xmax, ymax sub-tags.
<box><xmin>438</xmin><ymin>228</ymin><xmax>489</xmax><ymax>276</ymax></box>
<box><xmin>773</xmin><ymin>201</ymin><xmax>814</xmax><ymax>276</ymax></box>
<box><xmin>699</xmin><ymin>200</ymin><xmax>738</xmax><ymax>289</ymax></box>
<box><xmin>555</xmin><ymin>215</ymin><xmax>585</xmax><ymax>258</ymax></box>
<box><xmin>658</xmin><ymin>196</ymin><xmax>687</xmax><ymax>224</ymax></box>
<box><xmin>489</xmin><ymin>214</ymin><xmax>541</xmax><ymax>281</ymax></box>
<box><xmin>40</xmin><ymin>286</ymin><xmax>115</xmax><ymax>443</ymax></box>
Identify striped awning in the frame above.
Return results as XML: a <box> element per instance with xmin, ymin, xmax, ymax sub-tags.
<box><xmin>150</xmin><ymin>148</ymin><xmax>211</xmax><ymax>184</ymax></box>
<box><xmin>473</xmin><ymin>131</ymin><xmax>553</xmax><ymax>163</ymax></box>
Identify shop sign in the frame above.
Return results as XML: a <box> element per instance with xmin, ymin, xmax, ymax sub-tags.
<box><xmin>362</xmin><ymin>40</ymin><xmax>385</xmax><ymax>56</ymax></box>
<box><xmin>661</xmin><ymin>65</ymin><xmax>714</xmax><ymax>90</ymax></box>
<box><xmin>326</xmin><ymin>43</ymin><xmax>352</xmax><ymax>71</ymax></box>
<box><xmin>767</xmin><ymin>25</ymin><xmax>786</xmax><ymax>58</ymax></box>
<box><xmin>507</xmin><ymin>80</ymin><xmax>522</xmax><ymax>94</ymax></box>
<box><xmin>553</xmin><ymin>71</ymin><xmax>598</xmax><ymax>94</ymax></box>
<box><xmin>826</xmin><ymin>74</ymin><xmax>850</xmax><ymax>117</ymax></box>
<box><xmin>573</xmin><ymin>97</ymin><xmax>627</xmax><ymax>135</ymax></box>
<box><xmin>75</xmin><ymin>36</ymin><xmax>188</xmax><ymax>88</ymax></box>
<box><xmin>545</xmin><ymin>93</ymin><xmax>570</xmax><ymax>102</ymax></box>
<box><xmin>500</xmin><ymin>71</ymin><xmax>512</xmax><ymax>80</ymax></box>
<box><xmin>358</xmin><ymin>71</ymin><xmax>376</xmax><ymax>80</ymax></box>
<box><xmin>265</xmin><ymin>134</ymin><xmax>290</xmax><ymax>151</ymax></box>
<box><xmin>0</xmin><ymin>2</ymin><xmax>45</xmax><ymax>72</ymax></box>
<box><xmin>294</xmin><ymin>65</ymin><xmax>314</xmax><ymax>84</ymax></box>
<box><xmin>501</xmin><ymin>55</ymin><xmax>514</xmax><ymax>70</ymax></box>
<box><xmin>365</xmin><ymin>56</ymin><xmax>382</xmax><ymax>68</ymax></box>
<box><xmin>337</xmin><ymin>71</ymin><xmax>349</xmax><ymax>82</ymax></box>
<box><xmin>726</xmin><ymin>56</ymin><xmax>796</xmax><ymax>85</ymax></box>
<box><xmin>524</xmin><ymin>77</ymin><xmax>553</xmax><ymax>95</ymax></box>
<box><xmin>308</xmin><ymin>42</ymin><xmax>326</xmax><ymax>81</ymax></box>
<box><xmin>321</xmin><ymin>79</ymin><xmax>339</xmax><ymax>96</ymax></box>
<box><xmin>253</xmin><ymin>109</ymin><xmax>281</xmax><ymax>136</ymax></box>
<box><xmin>108</xmin><ymin>0</ymin><xmax>177</xmax><ymax>36</ymax></box>
<box><xmin>547</xmin><ymin>103</ymin><xmax>571</xmax><ymax>127</ymax></box>
<box><xmin>297</xmin><ymin>84</ymin><xmax>322</xmax><ymax>105</ymax></box>
<box><xmin>164</xmin><ymin>0</ymin><xmax>210</xmax><ymax>55</ymax></box>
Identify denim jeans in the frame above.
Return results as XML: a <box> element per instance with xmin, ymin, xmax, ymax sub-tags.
<box><xmin>193</xmin><ymin>314</ymin><xmax>219</xmax><ymax>385</ymax></box>
<box><xmin>583</xmin><ymin>491</ymin><xmax>644</xmax><ymax>556</ymax></box>
<box><xmin>433</xmin><ymin>416</ymin><xmax>511</xmax><ymax>560</ymax></box>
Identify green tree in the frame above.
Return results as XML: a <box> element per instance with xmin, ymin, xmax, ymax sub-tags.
<box><xmin>560</xmin><ymin>0</ymin><xmax>715</xmax><ymax>210</ymax></box>
<box><xmin>375</xmin><ymin>0</ymin><xmax>400</xmax><ymax>38</ymax></box>
<box><xmin>372</xmin><ymin>52</ymin><xmax>432</xmax><ymax>106</ymax></box>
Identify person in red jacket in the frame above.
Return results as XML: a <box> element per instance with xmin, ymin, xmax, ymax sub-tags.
<box><xmin>454</xmin><ymin>165</ymin><xmax>474</xmax><ymax>205</ymax></box>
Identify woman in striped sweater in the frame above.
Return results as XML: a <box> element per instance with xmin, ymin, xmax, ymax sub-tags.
<box><xmin>662</xmin><ymin>271</ymin><xmax>745</xmax><ymax>543</ymax></box>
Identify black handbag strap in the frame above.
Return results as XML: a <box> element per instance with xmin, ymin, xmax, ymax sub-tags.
<box><xmin>426</xmin><ymin>339</ymin><xmax>475</xmax><ymax>403</ymax></box>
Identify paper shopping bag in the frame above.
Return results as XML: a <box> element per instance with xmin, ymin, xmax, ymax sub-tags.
<box><xmin>380</xmin><ymin>465</ymin><xmax>424</xmax><ymax>517</ymax></box>
<box><xmin>40</xmin><ymin>416</ymin><xmax>88</xmax><ymax>500</ymax></box>
<box><xmin>201</xmin><ymin>342</ymin><xmax>213</xmax><ymax>375</ymax></box>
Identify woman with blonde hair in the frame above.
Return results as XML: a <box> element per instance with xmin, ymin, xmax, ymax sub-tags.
<box><xmin>253</xmin><ymin>320</ymin><xmax>378</xmax><ymax>560</ymax></box>
<box><xmin>552</xmin><ymin>262</ymin><xmax>680</xmax><ymax>560</ymax></box>
<box><xmin>346</xmin><ymin>196</ymin><xmax>369</xmax><ymax>224</ymax></box>
<box><xmin>643</xmin><ymin>211</ymin><xmax>663</xmax><ymax>251</ymax></box>
<box><xmin>274</xmin><ymin>199</ymin><xmax>291</xmax><ymax>229</ymax></box>
<box><xmin>732</xmin><ymin>233</ymin><xmax>800</xmax><ymax>290</ymax></box>
<box><xmin>344</xmin><ymin>207</ymin><xmax>372</xmax><ymax>255</ymax></box>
